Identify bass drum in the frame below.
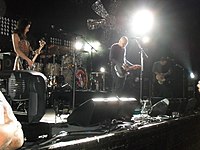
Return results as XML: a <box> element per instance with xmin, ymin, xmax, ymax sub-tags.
<box><xmin>62</xmin><ymin>67</ymin><xmax>88</xmax><ymax>89</ymax></box>
<box><xmin>75</xmin><ymin>67</ymin><xmax>88</xmax><ymax>89</ymax></box>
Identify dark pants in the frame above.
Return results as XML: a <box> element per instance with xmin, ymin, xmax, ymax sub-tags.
<box><xmin>111</xmin><ymin>65</ymin><xmax>126</xmax><ymax>97</ymax></box>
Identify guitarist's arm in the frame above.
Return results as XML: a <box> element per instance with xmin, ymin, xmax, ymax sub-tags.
<box><xmin>163</xmin><ymin>69</ymin><xmax>172</xmax><ymax>76</ymax></box>
<box><xmin>31</xmin><ymin>40</ymin><xmax>46</xmax><ymax>64</ymax></box>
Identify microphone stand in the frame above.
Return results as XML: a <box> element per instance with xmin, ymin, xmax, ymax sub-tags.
<box><xmin>81</xmin><ymin>36</ymin><xmax>97</xmax><ymax>72</ymax></box>
<box><xmin>135</xmin><ymin>39</ymin><xmax>148</xmax><ymax>102</ymax></box>
<box><xmin>72</xmin><ymin>35</ymin><xmax>97</xmax><ymax>110</ymax></box>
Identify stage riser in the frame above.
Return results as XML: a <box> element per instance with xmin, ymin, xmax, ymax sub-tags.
<box><xmin>22</xmin><ymin>114</ymin><xmax>200</xmax><ymax>150</ymax></box>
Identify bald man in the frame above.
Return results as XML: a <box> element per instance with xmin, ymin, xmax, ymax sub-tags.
<box><xmin>109</xmin><ymin>36</ymin><xmax>140</xmax><ymax>96</ymax></box>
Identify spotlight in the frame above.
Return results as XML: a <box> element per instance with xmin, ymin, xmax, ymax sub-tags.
<box><xmin>142</xmin><ymin>36</ymin><xmax>150</xmax><ymax>43</ymax></box>
<box><xmin>74</xmin><ymin>41</ymin><xmax>83</xmax><ymax>50</ymax></box>
<box><xmin>190</xmin><ymin>72</ymin><xmax>196</xmax><ymax>79</ymax></box>
<box><xmin>100</xmin><ymin>67</ymin><xmax>105</xmax><ymax>73</ymax></box>
<box><xmin>130</xmin><ymin>9</ymin><xmax>154</xmax><ymax>36</ymax></box>
<box><xmin>84</xmin><ymin>43</ymin><xmax>91</xmax><ymax>52</ymax></box>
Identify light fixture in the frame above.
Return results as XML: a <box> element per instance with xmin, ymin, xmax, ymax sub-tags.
<box><xmin>130</xmin><ymin>9</ymin><xmax>154</xmax><ymax>36</ymax></box>
<box><xmin>100</xmin><ymin>67</ymin><xmax>105</xmax><ymax>73</ymax></box>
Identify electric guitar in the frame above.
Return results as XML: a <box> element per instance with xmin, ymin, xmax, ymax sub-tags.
<box><xmin>156</xmin><ymin>73</ymin><xmax>166</xmax><ymax>85</ymax></box>
<box><xmin>114</xmin><ymin>63</ymin><xmax>141</xmax><ymax>78</ymax></box>
<box><xmin>27</xmin><ymin>40</ymin><xmax>46</xmax><ymax>70</ymax></box>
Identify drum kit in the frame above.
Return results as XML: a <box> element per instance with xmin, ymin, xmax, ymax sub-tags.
<box><xmin>34</xmin><ymin>45</ymin><xmax>88</xmax><ymax>90</ymax></box>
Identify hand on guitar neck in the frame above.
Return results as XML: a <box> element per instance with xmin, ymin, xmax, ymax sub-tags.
<box><xmin>156</xmin><ymin>73</ymin><xmax>166</xmax><ymax>85</ymax></box>
<box><xmin>28</xmin><ymin>40</ymin><xmax>46</xmax><ymax>70</ymax></box>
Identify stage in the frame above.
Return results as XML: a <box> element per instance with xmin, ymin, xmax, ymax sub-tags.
<box><xmin>19</xmin><ymin>110</ymin><xmax>200</xmax><ymax>150</ymax></box>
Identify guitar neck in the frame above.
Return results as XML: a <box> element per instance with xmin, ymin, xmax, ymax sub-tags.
<box><xmin>32</xmin><ymin>47</ymin><xmax>43</xmax><ymax>63</ymax></box>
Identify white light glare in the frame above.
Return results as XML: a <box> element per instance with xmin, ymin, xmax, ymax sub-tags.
<box><xmin>92</xmin><ymin>97</ymin><xmax>118</xmax><ymax>102</ymax></box>
<box><xmin>142</xmin><ymin>36</ymin><xmax>150</xmax><ymax>43</ymax></box>
<box><xmin>190</xmin><ymin>72</ymin><xmax>195</xmax><ymax>79</ymax></box>
<box><xmin>131</xmin><ymin>9</ymin><xmax>154</xmax><ymax>35</ymax></box>
<box><xmin>74</xmin><ymin>41</ymin><xmax>83</xmax><ymax>50</ymax></box>
<box><xmin>92</xmin><ymin>97</ymin><xmax>137</xmax><ymax>102</ymax></box>
<box><xmin>100</xmin><ymin>67</ymin><xmax>105</xmax><ymax>73</ymax></box>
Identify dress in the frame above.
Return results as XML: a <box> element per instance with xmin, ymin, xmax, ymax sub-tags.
<box><xmin>13</xmin><ymin>38</ymin><xmax>32</xmax><ymax>70</ymax></box>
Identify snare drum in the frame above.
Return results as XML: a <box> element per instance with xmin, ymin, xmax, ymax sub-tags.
<box><xmin>44</xmin><ymin>63</ymin><xmax>61</xmax><ymax>76</ymax></box>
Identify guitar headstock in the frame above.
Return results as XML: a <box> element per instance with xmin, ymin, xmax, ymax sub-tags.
<box><xmin>39</xmin><ymin>39</ymin><xmax>46</xmax><ymax>48</ymax></box>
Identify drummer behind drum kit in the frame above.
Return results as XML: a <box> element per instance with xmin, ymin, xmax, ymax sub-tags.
<box><xmin>33</xmin><ymin>45</ymin><xmax>88</xmax><ymax>90</ymax></box>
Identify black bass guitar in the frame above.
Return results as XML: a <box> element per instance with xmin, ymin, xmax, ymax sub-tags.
<box><xmin>114</xmin><ymin>63</ymin><xmax>141</xmax><ymax>78</ymax></box>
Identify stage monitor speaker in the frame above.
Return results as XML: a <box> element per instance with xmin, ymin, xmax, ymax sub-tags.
<box><xmin>2</xmin><ymin>54</ymin><xmax>15</xmax><ymax>70</ymax></box>
<box><xmin>184</xmin><ymin>98</ymin><xmax>197</xmax><ymax>115</ymax></box>
<box><xmin>149</xmin><ymin>98</ymin><xmax>169</xmax><ymax>117</ymax></box>
<box><xmin>67</xmin><ymin>97</ymin><xmax>139</xmax><ymax>127</ymax></box>
<box><xmin>0</xmin><ymin>70</ymin><xmax>47</xmax><ymax>123</ymax></box>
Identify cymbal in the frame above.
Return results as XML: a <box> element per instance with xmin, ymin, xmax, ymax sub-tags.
<box><xmin>48</xmin><ymin>45</ymin><xmax>71</xmax><ymax>55</ymax></box>
<box><xmin>40</xmin><ymin>53</ymin><xmax>53</xmax><ymax>58</ymax></box>
<box><xmin>58</xmin><ymin>46</ymin><xmax>72</xmax><ymax>55</ymax></box>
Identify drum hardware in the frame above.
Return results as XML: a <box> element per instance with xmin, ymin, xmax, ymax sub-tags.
<box><xmin>90</xmin><ymin>72</ymin><xmax>106</xmax><ymax>91</ymax></box>
<box><xmin>61</xmin><ymin>67</ymin><xmax>88</xmax><ymax>90</ymax></box>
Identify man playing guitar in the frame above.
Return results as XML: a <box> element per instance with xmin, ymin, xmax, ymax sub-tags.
<box><xmin>152</xmin><ymin>57</ymin><xmax>173</xmax><ymax>97</ymax></box>
<box><xmin>109</xmin><ymin>36</ymin><xmax>140</xmax><ymax>96</ymax></box>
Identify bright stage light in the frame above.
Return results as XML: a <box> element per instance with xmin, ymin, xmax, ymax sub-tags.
<box><xmin>100</xmin><ymin>67</ymin><xmax>105</xmax><ymax>73</ymax></box>
<box><xmin>131</xmin><ymin>9</ymin><xmax>154</xmax><ymax>35</ymax></box>
<box><xmin>84</xmin><ymin>43</ymin><xmax>91</xmax><ymax>52</ymax></box>
<box><xmin>190</xmin><ymin>72</ymin><xmax>196</xmax><ymax>79</ymax></box>
<box><xmin>142</xmin><ymin>36</ymin><xmax>150</xmax><ymax>43</ymax></box>
<box><xmin>74</xmin><ymin>41</ymin><xmax>83</xmax><ymax>50</ymax></box>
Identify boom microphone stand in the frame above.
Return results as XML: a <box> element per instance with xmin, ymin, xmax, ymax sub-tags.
<box><xmin>134</xmin><ymin>39</ymin><xmax>148</xmax><ymax>102</ymax></box>
<box><xmin>81</xmin><ymin>36</ymin><xmax>97</xmax><ymax>72</ymax></box>
<box><xmin>72</xmin><ymin>35</ymin><xmax>97</xmax><ymax>110</ymax></box>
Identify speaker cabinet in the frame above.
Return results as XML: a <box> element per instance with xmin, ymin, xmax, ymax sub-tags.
<box><xmin>67</xmin><ymin>98</ymin><xmax>139</xmax><ymax>127</ymax></box>
<box><xmin>0</xmin><ymin>70</ymin><xmax>47</xmax><ymax>123</ymax></box>
<box><xmin>2</xmin><ymin>54</ymin><xmax>15</xmax><ymax>70</ymax></box>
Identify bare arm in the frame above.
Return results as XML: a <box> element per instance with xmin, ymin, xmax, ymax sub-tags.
<box><xmin>0</xmin><ymin>92</ymin><xmax>24</xmax><ymax>150</ymax></box>
<box><xmin>31</xmin><ymin>40</ymin><xmax>46</xmax><ymax>63</ymax></box>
